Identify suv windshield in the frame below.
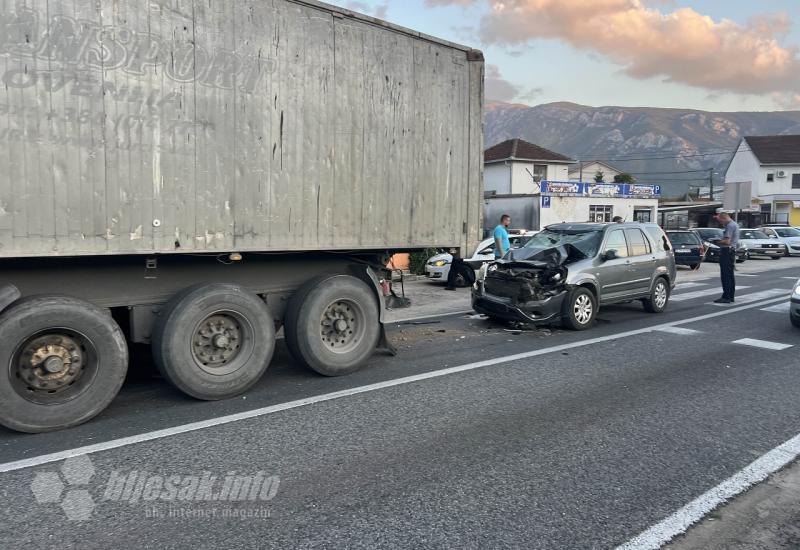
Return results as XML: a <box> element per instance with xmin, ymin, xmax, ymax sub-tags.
<box><xmin>775</xmin><ymin>228</ymin><xmax>800</xmax><ymax>237</ymax></box>
<box><xmin>741</xmin><ymin>230</ymin><xmax>768</xmax><ymax>239</ymax></box>
<box><xmin>523</xmin><ymin>228</ymin><xmax>603</xmax><ymax>260</ymax></box>
<box><xmin>666</xmin><ymin>232</ymin><xmax>699</xmax><ymax>245</ymax></box>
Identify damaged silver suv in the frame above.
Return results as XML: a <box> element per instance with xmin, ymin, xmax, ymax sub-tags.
<box><xmin>472</xmin><ymin>222</ymin><xmax>676</xmax><ymax>330</ymax></box>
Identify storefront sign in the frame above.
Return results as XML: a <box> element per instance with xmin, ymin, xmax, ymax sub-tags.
<box><xmin>541</xmin><ymin>181</ymin><xmax>662</xmax><ymax>197</ymax></box>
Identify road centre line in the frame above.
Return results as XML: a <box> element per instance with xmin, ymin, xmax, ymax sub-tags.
<box><xmin>617</xmin><ymin>433</ymin><xmax>800</xmax><ymax>550</ymax></box>
<box><xmin>654</xmin><ymin>327</ymin><xmax>702</xmax><ymax>336</ymax></box>
<box><xmin>732</xmin><ymin>338</ymin><xmax>793</xmax><ymax>351</ymax></box>
<box><xmin>0</xmin><ymin>295</ymin><xmax>788</xmax><ymax>475</ymax></box>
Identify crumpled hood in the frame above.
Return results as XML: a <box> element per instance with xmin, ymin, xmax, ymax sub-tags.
<box><xmin>502</xmin><ymin>244</ymin><xmax>586</xmax><ymax>266</ymax></box>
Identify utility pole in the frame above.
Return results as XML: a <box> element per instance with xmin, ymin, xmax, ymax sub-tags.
<box><xmin>708</xmin><ymin>168</ymin><xmax>714</xmax><ymax>201</ymax></box>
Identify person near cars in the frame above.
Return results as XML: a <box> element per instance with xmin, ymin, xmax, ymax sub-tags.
<box><xmin>612</xmin><ymin>216</ymin><xmax>623</xmax><ymax>223</ymax></box>
<box><xmin>493</xmin><ymin>215</ymin><xmax>512</xmax><ymax>258</ymax></box>
<box><xmin>444</xmin><ymin>253</ymin><xmax>466</xmax><ymax>291</ymax></box>
<box><xmin>712</xmin><ymin>212</ymin><xmax>740</xmax><ymax>304</ymax></box>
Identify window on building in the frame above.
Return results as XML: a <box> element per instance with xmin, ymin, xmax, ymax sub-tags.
<box><xmin>767</xmin><ymin>173</ymin><xmax>774</xmax><ymax>182</ymax></box>
<box><xmin>793</xmin><ymin>174</ymin><xmax>800</xmax><ymax>189</ymax></box>
<box><xmin>624</xmin><ymin>229</ymin><xmax>651</xmax><ymax>256</ymax></box>
<box><xmin>603</xmin><ymin>229</ymin><xmax>629</xmax><ymax>258</ymax></box>
<box><xmin>589</xmin><ymin>205</ymin><xmax>613</xmax><ymax>223</ymax></box>
<box><xmin>533</xmin><ymin>164</ymin><xmax>548</xmax><ymax>181</ymax></box>
<box><xmin>633</xmin><ymin>209</ymin><xmax>652</xmax><ymax>223</ymax></box>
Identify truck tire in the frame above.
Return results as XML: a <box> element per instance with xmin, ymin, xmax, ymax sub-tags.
<box><xmin>285</xmin><ymin>274</ymin><xmax>380</xmax><ymax>376</ymax></box>
<box><xmin>152</xmin><ymin>284</ymin><xmax>275</xmax><ymax>400</ymax></box>
<box><xmin>0</xmin><ymin>296</ymin><xmax>128</xmax><ymax>433</ymax></box>
<box><xmin>643</xmin><ymin>277</ymin><xmax>670</xmax><ymax>313</ymax></box>
<box><xmin>0</xmin><ymin>284</ymin><xmax>20</xmax><ymax>314</ymax></box>
<box><xmin>561</xmin><ymin>287</ymin><xmax>597</xmax><ymax>331</ymax></box>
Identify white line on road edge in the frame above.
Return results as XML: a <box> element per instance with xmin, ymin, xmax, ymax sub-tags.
<box><xmin>732</xmin><ymin>338</ymin><xmax>793</xmax><ymax>351</ymax></box>
<box><xmin>0</xmin><ymin>295</ymin><xmax>788</xmax><ymax>475</ymax></box>
<box><xmin>616</xmin><ymin>433</ymin><xmax>800</xmax><ymax>550</ymax></box>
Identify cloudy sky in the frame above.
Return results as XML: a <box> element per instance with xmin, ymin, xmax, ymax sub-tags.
<box><xmin>340</xmin><ymin>0</ymin><xmax>800</xmax><ymax>112</ymax></box>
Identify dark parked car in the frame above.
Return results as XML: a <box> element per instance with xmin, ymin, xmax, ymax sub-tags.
<box><xmin>665</xmin><ymin>230</ymin><xmax>705</xmax><ymax>269</ymax></box>
<box><xmin>692</xmin><ymin>228</ymin><xmax>747</xmax><ymax>263</ymax></box>
<box><xmin>472</xmin><ymin>222</ymin><xmax>677</xmax><ymax>330</ymax></box>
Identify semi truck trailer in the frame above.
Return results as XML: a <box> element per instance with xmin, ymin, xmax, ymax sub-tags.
<box><xmin>0</xmin><ymin>0</ymin><xmax>484</xmax><ymax>432</ymax></box>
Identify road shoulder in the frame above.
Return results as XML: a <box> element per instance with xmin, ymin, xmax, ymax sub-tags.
<box><xmin>667</xmin><ymin>459</ymin><xmax>800</xmax><ymax>550</ymax></box>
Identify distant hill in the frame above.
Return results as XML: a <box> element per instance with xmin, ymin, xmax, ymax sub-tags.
<box><xmin>484</xmin><ymin>101</ymin><xmax>800</xmax><ymax>199</ymax></box>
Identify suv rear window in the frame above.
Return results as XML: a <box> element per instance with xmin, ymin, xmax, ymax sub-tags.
<box><xmin>666</xmin><ymin>232</ymin><xmax>699</xmax><ymax>245</ymax></box>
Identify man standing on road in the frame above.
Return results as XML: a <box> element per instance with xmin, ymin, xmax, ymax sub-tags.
<box><xmin>713</xmin><ymin>212</ymin><xmax>740</xmax><ymax>304</ymax></box>
<box><xmin>494</xmin><ymin>215</ymin><xmax>512</xmax><ymax>259</ymax></box>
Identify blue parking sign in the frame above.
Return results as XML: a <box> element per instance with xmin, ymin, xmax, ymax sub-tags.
<box><xmin>542</xmin><ymin>196</ymin><xmax>551</xmax><ymax>208</ymax></box>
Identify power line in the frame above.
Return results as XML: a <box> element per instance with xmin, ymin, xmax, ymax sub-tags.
<box><xmin>625</xmin><ymin>169</ymin><xmax>712</xmax><ymax>175</ymax></box>
<box><xmin>574</xmin><ymin>146</ymin><xmax>749</xmax><ymax>163</ymax></box>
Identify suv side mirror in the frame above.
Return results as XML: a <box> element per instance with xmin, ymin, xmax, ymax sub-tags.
<box><xmin>479</xmin><ymin>247</ymin><xmax>494</xmax><ymax>255</ymax></box>
<box><xmin>602</xmin><ymin>249</ymin><xmax>618</xmax><ymax>261</ymax></box>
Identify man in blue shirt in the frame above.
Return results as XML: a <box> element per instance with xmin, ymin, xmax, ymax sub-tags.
<box><xmin>713</xmin><ymin>212</ymin><xmax>740</xmax><ymax>304</ymax></box>
<box><xmin>493</xmin><ymin>215</ymin><xmax>512</xmax><ymax>259</ymax></box>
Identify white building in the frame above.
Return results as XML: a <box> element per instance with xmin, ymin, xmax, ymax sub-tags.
<box><xmin>724</xmin><ymin>135</ymin><xmax>800</xmax><ymax>226</ymax></box>
<box><xmin>484</xmin><ymin>139</ymin><xmax>573</xmax><ymax>195</ymax></box>
<box><xmin>568</xmin><ymin>161</ymin><xmax>623</xmax><ymax>183</ymax></box>
<box><xmin>482</xmin><ymin>139</ymin><xmax>659</xmax><ymax>230</ymax></box>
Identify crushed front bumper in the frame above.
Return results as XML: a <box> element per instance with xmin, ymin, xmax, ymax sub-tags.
<box><xmin>472</xmin><ymin>284</ymin><xmax>567</xmax><ymax>324</ymax></box>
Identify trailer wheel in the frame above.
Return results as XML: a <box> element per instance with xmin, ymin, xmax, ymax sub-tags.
<box><xmin>152</xmin><ymin>284</ymin><xmax>275</xmax><ymax>400</ymax></box>
<box><xmin>285</xmin><ymin>275</ymin><xmax>380</xmax><ymax>376</ymax></box>
<box><xmin>0</xmin><ymin>296</ymin><xmax>128</xmax><ymax>433</ymax></box>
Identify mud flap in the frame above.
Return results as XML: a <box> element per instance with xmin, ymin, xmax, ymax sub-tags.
<box><xmin>375</xmin><ymin>323</ymin><xmax>397</xmax><ymax>356</ymax></box>
<box><xmin>0</xmin><ymin>284</ymin><xmax>21</xmax><ymax>314</ymax></box>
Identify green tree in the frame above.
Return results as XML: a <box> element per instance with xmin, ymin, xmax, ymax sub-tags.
<box><xmin>613</xmin><ymin>173</ymin><xmax>636</xmax><ymax>184</ymax></box>
<box><xmin>594</xmin><ymin>170</ymin><xmax>605</xmax><ymax>183</ymax></box>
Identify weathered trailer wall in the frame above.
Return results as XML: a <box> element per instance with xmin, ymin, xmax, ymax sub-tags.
<box><xmin>0</xmin><ymin>0</ymin><xmax>483</xmax><ymax>258</ymax></box>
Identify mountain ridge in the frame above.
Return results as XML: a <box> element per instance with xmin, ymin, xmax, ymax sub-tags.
<box><xmin>484</xmin><ymin>101</ymin><xmax>800</xmax><ymax>198</ymax></box>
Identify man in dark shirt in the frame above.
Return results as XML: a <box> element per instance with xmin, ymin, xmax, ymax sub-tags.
<box><xmin>713</xmin><ymin>212</ymin><xmax>740</xmax><ymax>304</ymax></box>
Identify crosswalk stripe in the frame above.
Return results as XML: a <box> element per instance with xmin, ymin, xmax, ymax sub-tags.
<box><xmin>732</xmin><ymin>338</ymin><xmax>793</xmax><ymax>351</ymax></box>
<box><xmin>654</xmin><ymin>326</ymin><xmax>702</xmax><ymax>336</ymax></box>
<box><xmin>709</xmin><ymin>289</ymin><xmax>788</xmax><ymax>306</ymax></box>
<box><xmin>671</xmin><ymin>286</ymin><xmax>751</xmax><ymax>302</ymax></box>
<box><xmin>735</xmin><ymin>273</ymin><xmax>758</xmax><ymax>277</ymax></box>
<box><xmin>781</xmin><ymin>277</ymin><xmax>798</xmax><ymax>280</ymax></box>
<box><xmin>761</xmin><ymin>302</ymin><xmax>790</xmax><ymax>313</ymax></box>
<box><xmin>674</xmin><ymin>282</ymin><xmax>709</xmax><ymax>290</ymax></box>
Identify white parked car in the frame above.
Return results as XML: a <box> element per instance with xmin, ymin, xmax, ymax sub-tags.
<box><xmin>425</xmin><ymin>232</ymin><xmax>538</xmax><ymax>287</ymax></box>
<box><xmin>758</xmin><ymin>226</ymin><xmax>800</xmax><ymax>256</ymax></box>
<box><xmin>738</xmin><ymin>229</ymin><xmax>787</xmax><ymax>260</ymax></box>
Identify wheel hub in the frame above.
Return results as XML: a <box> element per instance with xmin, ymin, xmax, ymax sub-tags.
<box><xmin>320</xmin><ymin>301</ymin><xmax>361</xmax><ymax>352</ymax></box>
<box><xmin>18</xmin><ymin>335</ymin><xmax>84</xmax><ymax>391</ymax></box>
<box><xmin>193</xmin><ymin>315</ymin><xmax>241</xmax><ymax>368</ymax></box>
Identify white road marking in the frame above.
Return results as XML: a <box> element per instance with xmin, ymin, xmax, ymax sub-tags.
<box><xmin>673</xmin><ymin>282</ymin><xmax>709</xmax><ymax>290</ymax></box>
<box><xmin>708</xmin><ymin>288</ymin><xmax>788</xmax><ymax>306</ymax></box>
<box><xmin>617</xmin><ymin>432</ymin><xmax>800</xmax><ymax>550</ymax></box>
<box><xmin>732</xmin><ymin>338</ymin><xmax>793</xmax><ymax>351</ymax></box>
<box><xmin>761</xmin><ymin>302</ymin><xmax>790</xmax><ymax>313</ymax></box>
<box><xmin>734</xmin><ymin>273</ymin><xmax>758</xmax><ymax>277</ymax></box>
<box><xmin>0</xmin><ymin>295</ymin><xmax>788</xmax><ymax>475</ymax></box>
<box><xmin>782</xmin><ymin>277</ymin><xmax>798</xmax><ymax>280</ymax></box>
<box><xmin>654</xmin><ymin>327</ymin><xmax>702</xmax><ymax>336</ymax></box>
<box><xmin>671</xmin><ymin>286</ymin><xmax>750</xmax><ymax>302</ymax></box>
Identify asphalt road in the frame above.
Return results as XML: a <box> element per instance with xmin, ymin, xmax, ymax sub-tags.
<box><xmin>1</xmin><ymin>264</ymin><xmax>798</xmax><ymax>549</ymax></box>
